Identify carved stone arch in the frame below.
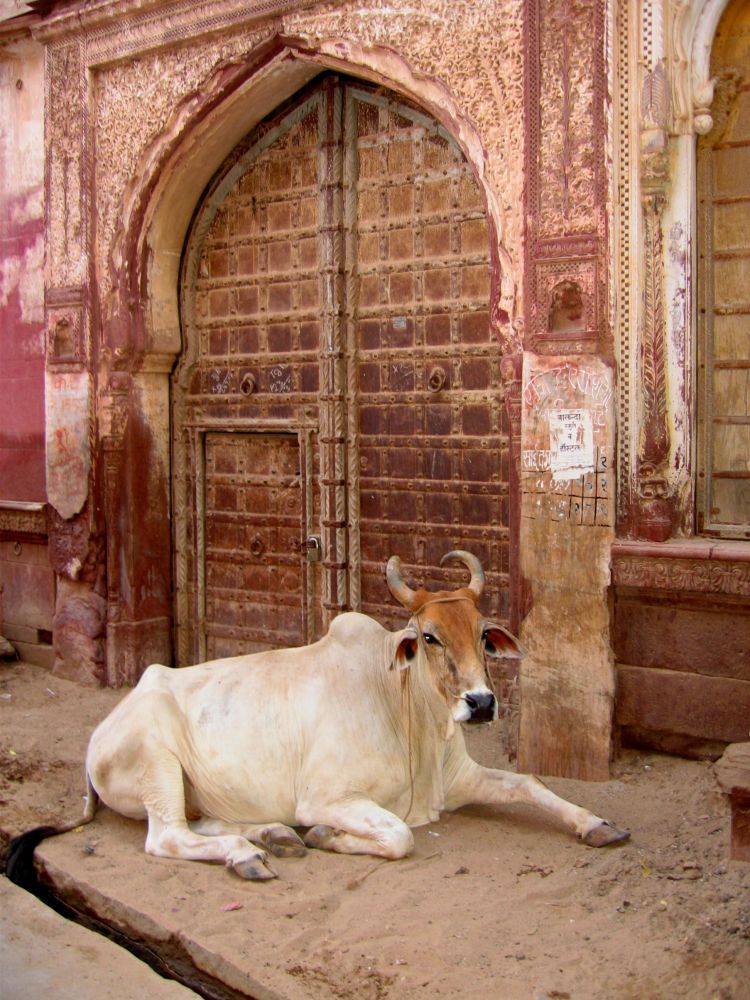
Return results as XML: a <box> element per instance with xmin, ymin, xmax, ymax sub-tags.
<box><xmin>671</xmin><ymin>0</ymin><xmax>735</xmax><ymax>134</ymax></box>
<box><xmin>102</xmin><ymin>34</ymin><xmax>519</xmax><ymax>681</ymax></box>
<box><xmin>106</xmin><ymin>34</ymin><xmax>516</xmax><ymax>369</ymax></box>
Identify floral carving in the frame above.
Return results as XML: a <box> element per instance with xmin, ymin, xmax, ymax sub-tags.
<box><xmin>47</xmin><ymin>41</ymin><xmax>85</xmax><ymax>289</ymax></box>
<box><xmin>638</xmin><ymin>194</ymin><xmax>669</xmax><ymax>472</ymax></box>
<box><xmin>613</xmin><ymin>555</ymin><xmax>750</xmax><ymax>598</ymax></box>
<box><xmin>91</xmin><ymin>0</ymin><xmax>525</xmax><ymax>312</ymax></box>
<box><xmin>525</xmin><ymin>0</ymin><xmax>607</xmax><ymax>353</ymax></box>
<box><xmin>537</xmin><ymin>0</ymin><xmax>598</xmax><ymax>238</ymax></box>
<box><xmin>93</xmin><ymin>24</ymin><xmax>271</xmax><ymax>300</ymax></box>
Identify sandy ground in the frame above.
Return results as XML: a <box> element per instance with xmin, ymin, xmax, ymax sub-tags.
<box><xmin>1</xmin><ymin>658</ymin><xmax>748</xmax><ymax>1000</ymax></box>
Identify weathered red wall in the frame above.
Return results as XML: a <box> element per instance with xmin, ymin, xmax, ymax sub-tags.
<box><xmin>0</xmin><ymin>217</ymin><xmax>45</xmax><ymax>501</ymax></box>
<box><xmin>0</xmin><ymin>36</ymin><xmax>54</xmax><ymax>666</ymax></box>
<box><xmin>0</xmin><ymin>39</ymin><xmax>45</xmax><ymax>502</ymax></box>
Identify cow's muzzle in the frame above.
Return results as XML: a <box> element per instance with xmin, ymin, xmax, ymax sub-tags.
<box><xmin>463</xmin><ymin>690</ymin><xmax>496</xmax><ymax>723</ymax></box>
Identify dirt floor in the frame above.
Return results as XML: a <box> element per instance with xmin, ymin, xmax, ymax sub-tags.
<box><xmin>1</xmin><ymin>658</ymin><xmax>748</xmax><ymax>1000</ymax></box>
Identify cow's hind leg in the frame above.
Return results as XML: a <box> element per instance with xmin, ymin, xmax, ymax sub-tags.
<box><xmin>299</xmin><ymin>798</ymin><xmax>414</xmax><ymax>860</ymax></box>
<box><xmin>189</xmin><ymin>819</ymin><xmax>307</xmax><ymax>858</ymax></box>
<box><xmin>141</xmin><ymin>750</ymin><xmax>278</xmax><ymax>880</ymax></box>
<box><xmin>444</xmin><ymin>749</ymin><xmax>629</xmax><ymax>847</ymax></box>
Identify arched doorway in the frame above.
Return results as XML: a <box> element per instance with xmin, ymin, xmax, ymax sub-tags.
<box><xmin>172</xmin><ymin>75</ymin><xmax>510</xmax><ymax>665</ymax></box>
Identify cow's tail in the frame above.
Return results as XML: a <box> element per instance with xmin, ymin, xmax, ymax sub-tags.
<box><xmin>4</xmin><ymin>770</ymin><xmax>99</xmax><ymax>891</ymax></box>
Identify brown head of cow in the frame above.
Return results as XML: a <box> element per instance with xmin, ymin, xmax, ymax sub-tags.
<box><xmin>386</xmin><ymin>550</ymin><xmax>525</xmax><ymax>725</ymax></box>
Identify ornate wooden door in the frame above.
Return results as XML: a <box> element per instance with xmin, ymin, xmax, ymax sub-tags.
<box><xmin>173</xmin><ymin>76</ymin><xmax>510</xmax><ymax>664</ymax></box>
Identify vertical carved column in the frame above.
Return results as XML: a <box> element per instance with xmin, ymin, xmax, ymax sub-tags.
<box><xmin>499</xmin><ymin>350</ymin><xmax>523</xmax><ymax>759</ymax></box>
<box><xmin>319</xmin><ymin>79</ymin><xmax>348</xmax><ymax>622</ymax></box>
<box><xmin>46</xmin><ymin>39</ymin><xmax>86</xmax><ymax>289</ymax></box>
<box><xmin>518</xmin><ymin>0</ymin><xmax>615</xmax><ymax>779</ymax></box>
<box><xmin>640</xmin><ymin>199</ymin><xmax>669</xmax><ymax>469</ymax></box>
<box><xmin>99</xmin><ymin>371</ymin><xmax>129</xmax><ymax>683</ymax></box>
<box><xmin>525</xmin><ymin>0</ymin><xmax>609</xmax><ymax>356</ymax></box>
<box><xmin>633</xmin><ymin>59</ymin><xmax>674</xmax><ymax>541</ymax></box>
<box><xmin>44</xmin><ymin>33</ymin><xmax>107</xmax><ymax>684</ymax></box>
<box><xmin>46</xmin><ymin>36</ymin><xmax>89</xmax><ymax>517</ymax></box>
<box><xmin>500</xmin><ymin>351</ymin><xmax>523</xmax><ymax>628</ymax></box>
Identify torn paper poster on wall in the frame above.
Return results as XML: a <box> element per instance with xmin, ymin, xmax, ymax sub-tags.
<box><xmin>548</xmin><ymin>408</ymin><xmax>594</xmax><ymax>479</ymax></box>
<box><xmin>521</xmin><ymin>354</ymin><xmax>613</xmax><ymax>527</ymax></box>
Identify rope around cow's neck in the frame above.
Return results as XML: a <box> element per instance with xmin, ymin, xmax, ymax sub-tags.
<box><xmin>401</xmin><ymin>593</ymin><xmax>484</xmax><ymax>823</ymax></box>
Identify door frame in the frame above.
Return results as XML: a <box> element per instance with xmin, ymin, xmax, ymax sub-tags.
<box><xmin>173</xmin><ymin>72</ymin><xmax>515</xmax><ymax>662</ymax></box>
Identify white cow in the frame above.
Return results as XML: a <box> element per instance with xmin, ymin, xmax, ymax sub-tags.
<box><xmin>7</xmin><ymin>552</ymin><xmax>629</xmax><ymax>882</ymax></box>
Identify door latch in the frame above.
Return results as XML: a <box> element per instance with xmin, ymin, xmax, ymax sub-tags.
<box><xmin>306</xmin><ymin>535</ymin><xmax>322</xmax><ymax>562</ymax></box>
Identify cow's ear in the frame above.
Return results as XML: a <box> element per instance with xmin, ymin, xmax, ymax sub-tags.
<box><xmin>482</xmin><ymin>624</ymin><xmax>526</xmax><ymax>659</ymax></box>
<box><xmin>392</xmin><ymin>626</ymin><xmax>419</xmax><ymax>670</ymax></box>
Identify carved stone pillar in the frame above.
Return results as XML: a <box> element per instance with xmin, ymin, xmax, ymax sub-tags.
<box><xmin>100</xmin><ymin>362</ymin><xmax>173</xmax><ymax>686</ymax></box>
<box><xmin>617</xmin><ymin>1</ymin><xmax>725</xmax><ymax>541</ymax></box>
<box><xmin>524</xmin><ymin>0</ymin><xmax>610</xmax><ymax>358</ymax></box>
<box><xmin>631</xmin><ymin>60</ymin><xmax>675</xmax><ymax>541</ymax></box>
<box><xmin>44</xmin><ymin>33</ymin><xmax>106</xmax><ymax>684</ymax></box>
<box><xmin>518</xmin><ymin>0</ymin><xmax>615</xmax><ymax>779</ymax></box>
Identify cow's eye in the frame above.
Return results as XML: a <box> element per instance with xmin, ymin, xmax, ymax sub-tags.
<box><xmin>482</xmin><ymin>631</ymin><xmax>497</xmax><ymax>654</ymax></box>
<box><xmin>422</xmin><ymin>632</ymin><xmax>441</xmax><ymax>647</ymax></box>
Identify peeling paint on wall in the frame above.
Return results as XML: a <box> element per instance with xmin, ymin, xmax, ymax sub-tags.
<box><xmin>0</xmin><ymin>227</ymin><xmax>44</xmax><ymax>324</ymax></box>
<box><xmin>45</xmin><ymin>371</ymin><xmax>91</xmax><ymax>519</ymax></box>
<box><xmin>0</xmin><ymin>38</ymin><xmax>46</xmax><ymax>504</ymax></box>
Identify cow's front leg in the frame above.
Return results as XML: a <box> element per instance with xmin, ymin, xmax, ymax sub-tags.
<box><xmin>444</xmin><ymin>753</ymin><xmax>629</xmax><ymax>847</ymax></box>
<box><xmin>147</xmin><ymin>816</ymin><xmax>278</xmax><ymax>879</ymax></box>
<box><xmin>189</xmin><ymin>818</ymin><xmax>307</xmax><ymax>857</ymax></box>
<box><xmin>298</xmin><ymin>798</ymin><xmax>414</xmax><ymax>860</ymax></box>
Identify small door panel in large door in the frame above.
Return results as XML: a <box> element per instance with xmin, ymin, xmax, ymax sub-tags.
<box><xmin>203</xmin><ymin>432</ymin><xmax>305</xmax><ymax>658</ymax></box>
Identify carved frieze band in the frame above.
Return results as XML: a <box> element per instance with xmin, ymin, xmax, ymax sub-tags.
<box><xmin>0</xmin><ymin>505</ymin><xmax>48</xmax><ymax>539</ymax></box>
<box><xmin>525</xmin><ymin>0</ymin><xmax>607</xmax><ymax>353</ymax></box>
<box><xmin>612</xmin><ymin>555</ymin><xmax>750</xmax><ymax>598</ymax></box>
<box><xmin>36</xmin><ymin>0</ymin><xmax>337</xmax><ymax>64</ymax></box>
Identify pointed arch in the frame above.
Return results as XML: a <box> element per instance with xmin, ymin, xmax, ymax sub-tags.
<box><xmin>99</xmin><ymin>34</ymin><xmax>519</xmax><ymax>679</ymax></box>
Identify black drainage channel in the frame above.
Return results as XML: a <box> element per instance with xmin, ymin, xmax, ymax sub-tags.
<box><xmin>3</xmin><ymin>853</ymin><xmax>260</xmax><ymax>1000</ymax></box>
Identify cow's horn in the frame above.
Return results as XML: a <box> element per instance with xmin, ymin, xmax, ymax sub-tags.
<box><xmin>386</xmin><ymin>556</ymin><xmax>419</xmax><ymax>610</ymax></box>
<box><xmin>440</xmin><ymin>550</ymin><xmax>485</xmax><ymax>598</ymax></box>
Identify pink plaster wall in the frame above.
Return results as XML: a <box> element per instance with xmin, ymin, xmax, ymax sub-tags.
<box><xmin>0</xmin><ymin>38</ymin><xmax>45</xmax><ymax>503</ymax></box>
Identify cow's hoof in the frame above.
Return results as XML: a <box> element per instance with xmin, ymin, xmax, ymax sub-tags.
<box><xmin>582</xmin><ymin>820</ymin><xmax>631</xmax><ymax>848</ymax></box>
<box><xmin>260</xmin><ymin>826</ymin><xmax>307</xmax><ymax>858</ymax></box>
<box><xmin>232</xmin><ymin>857</ymin><xmax>278</xmax><ymax>880</ymax></box>
<box><xmin>304</xmin><ymin>825</ymin><xmax>335</xmax><ymax>850</ymax></box>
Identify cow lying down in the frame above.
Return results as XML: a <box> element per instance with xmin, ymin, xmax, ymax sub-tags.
<box><xmin>7</xmin><ymin>551</ymin><xmax>629</xmax><ymax>883</ymax></box>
